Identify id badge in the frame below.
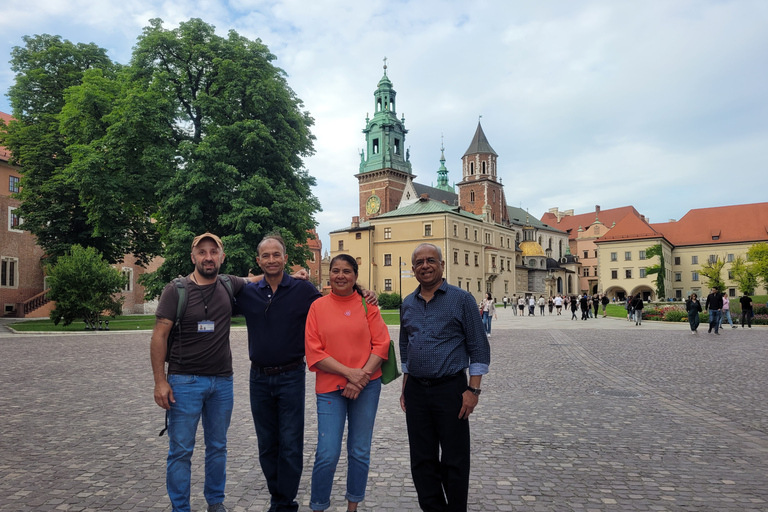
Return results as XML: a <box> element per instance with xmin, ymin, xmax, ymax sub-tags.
<box><xmin>198</xmin><ymin>320</ymin><xmax>214</xmax><ymax>332</ymax></box>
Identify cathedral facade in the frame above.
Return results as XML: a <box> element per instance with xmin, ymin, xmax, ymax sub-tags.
<box><xmin>330</xmin><ymin>66</ymin><xmax>572</xmax><ymax>303</ymax></box>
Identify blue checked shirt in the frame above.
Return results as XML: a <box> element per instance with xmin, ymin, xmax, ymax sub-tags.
<box><xmin>399</xmin><ymin>279</ymin><xmax>490</xmax><ymax>379</ymax></box>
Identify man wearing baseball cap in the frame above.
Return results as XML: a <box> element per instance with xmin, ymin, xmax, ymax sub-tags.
<box><xmin>150</xmin><ymin>232</ymin><xmax>247</xmax><ymax>512</ymax></box>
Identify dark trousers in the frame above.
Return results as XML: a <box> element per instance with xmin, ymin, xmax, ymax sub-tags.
<box><xmin>250</xmin><ymin>365</ymin><xmax>306</xmax><ymax>512</ymax></box>
<box><xmin>741</xmin><ymin>311</ymin><xmax>752</xmax><ymax>327</ymax></box>
<box><xmin>404</xmin><ymin>373</ymin><xmax>470</xmax><ymax>512</ymax></box>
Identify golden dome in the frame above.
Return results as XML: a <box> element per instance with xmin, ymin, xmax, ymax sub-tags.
<box><xmin>519</xmin><ymin>240</ymin><xmax>545</xmax><ymax>257</ymax></box>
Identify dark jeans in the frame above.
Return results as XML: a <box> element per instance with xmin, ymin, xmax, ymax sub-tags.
<box><xmin>708</xmin><ymin>310</ymin><xmax>722</xmax><ymax>333</ymax></box>
<box><xmin>250</xmin><ymin>365</ymin><xmax>306</xmax><ymax>512</ymax></box>
<box><xmin>741</xmin><ymin>310</ymin><xmax>752</xmax><ymax>327</ymax></box>
<box><xmin>404</xmin><ymin>372</ymin><xmax>470</xmax><ymax>512</ymax></box>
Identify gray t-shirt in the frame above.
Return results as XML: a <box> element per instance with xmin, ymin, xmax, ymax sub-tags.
<box><xmin>156</xmin><ymin>274</ymin><xmax>245</xmax><ymax>377</ymax></box>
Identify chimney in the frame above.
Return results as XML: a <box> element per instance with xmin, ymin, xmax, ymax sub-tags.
<box><xmin>595</xmin><ymin>205</ymin><xmax>601</xmax><ymax>215</ymax></box>
<box><xmin>419</xmin><ymin>193</ymin><xmax>429</xmax><ymax>201</ymax></box>
<box><xmin>351</xmin><ymin>216</ymin><xmax>359</xmax><ymax>228</ymax></box>
<box><xmin>640</xmin><ymin>215</ymin><xmax>646</xmax><ymax>222</ymax></box>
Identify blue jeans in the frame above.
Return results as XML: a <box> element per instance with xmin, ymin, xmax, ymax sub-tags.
<box><xmin>250</xmin><ymin>365</ymin><xmax>306</xmax><ymax>512</ymax></box>
<box><xmin>310</xmin><ymin>378</ymin><xmax>382</xmax><ymax>511</ymax></box>
<box><xmin>720</xmin><ymin>310</ymin><xmax>734</xmax><ymax>328</ymax></box>
<box><xmin>481</xmin><ymin>311</ymin><xmax>492</xmax><ymax>334</ymax></box>
<box><xmin>708</xmin><ymin>309</ymin><xmax>722</xmax><ymax>333</ymax></box>
<box><xmin>166</xmin><ymin>374</ymin><xmax>234</xmax><ymax>512</ymax></box>
<box><xmin>634</xmin><ymin>309</ymin><xmax>642</xmax><ymax>324</ymax></box>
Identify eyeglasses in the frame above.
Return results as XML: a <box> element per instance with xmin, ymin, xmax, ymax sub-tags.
<box><xmin>264</xmin><ymin>297</ymin><xmax>272</xmax><ymax>318</ymax></box>
<box><xmin>413</xmin><ymin>257</ymin><xmax>440</xmax><ymax>268</ymax></box>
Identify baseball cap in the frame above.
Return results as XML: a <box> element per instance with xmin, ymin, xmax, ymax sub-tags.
<box><xmin>191</xmin><ymin>232</ymin><xmax>223</xmax><ymax>250</ymax></box>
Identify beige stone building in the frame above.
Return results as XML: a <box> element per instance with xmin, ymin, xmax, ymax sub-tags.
<box><xmin>330</xmin><ymin>68</ymin><xmax>571</xmax><ymax>303</ymax></box>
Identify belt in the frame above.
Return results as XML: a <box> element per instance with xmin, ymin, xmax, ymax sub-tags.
<box><xmin>251</xmin><ymin>358</ymin><xmax>305</xmax><ymax>376</ymax></box>
<box><xmin>411</xmin><ymin>371</ymin><xmax>464</xmax><ymax>387</ymax></box>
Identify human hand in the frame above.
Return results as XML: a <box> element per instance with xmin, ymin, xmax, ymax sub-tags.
<box><xmin>341</xmin><ymin>382</ymin><xmax>361</xmax><ymax>400</ymax></box>
<box><xmin>292</xmin><ymin>269</ymin><xmax>309</xmax><ymax>280</ymax></box>
<box><xmin>362</xmin><ymin>289</ymin><xmax>378</xmax><ymax>306</ymax></box>
<box><xmin>458</xmin><ymin>391</ymin><xmax>478</xmax><ymax>419</ymax></box>
<box><xmin>400</xmin><ymin>393</ymin><xmax>406</xmax><ymax>413</ymax></box>
<box><xmin>345</xmin><ymin>368</ymin><xmax>371</xmax><ymax>389</ymax></box>
<box><xmin>154</xmin><ymin>381</ymin><xmax>175</xmax><ymax>410</ymax></box>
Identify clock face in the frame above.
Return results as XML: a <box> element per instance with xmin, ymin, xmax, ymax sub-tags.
<box><xmin>365</xmin><ymin>194</ymin><xmax>381</xmax><ymax>215</ymax></box>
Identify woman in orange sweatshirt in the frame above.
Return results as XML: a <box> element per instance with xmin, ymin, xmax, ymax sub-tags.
<box><xmin>305</xmin><ymin>254</ymin><xmax>390</xmax><ymax>512</ymax></box>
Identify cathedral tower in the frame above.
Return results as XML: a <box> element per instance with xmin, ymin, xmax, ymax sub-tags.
<box><xmin>457</xmin><ymin>121</ymin><xmax>508</xmax><ymax>224</ymax></box>
<box><xmin>356</xmin><ymin>60</ymin><xmax>413</xmax><ymax>221</ymax></box>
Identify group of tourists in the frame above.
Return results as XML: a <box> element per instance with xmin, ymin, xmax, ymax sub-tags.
<box><xmin>500</xmin><ymin>293</ymin><xmax>612</xmax><ymax>321</ymax></box>
<box><xmin>686</xmin><ymin>288</ymin><xmax>755</xmax><ymax>334</ymax></box>
<box><xmin>150</xmin><ymin>234</ymin><xmax>490</xmax><ymax>512</ymax></box>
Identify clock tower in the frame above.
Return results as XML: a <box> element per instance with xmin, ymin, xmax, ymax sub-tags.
<box><xmin>356</xmin><ymin>60</ymin><xmax>413</xmax><ymax>222</ymax></box>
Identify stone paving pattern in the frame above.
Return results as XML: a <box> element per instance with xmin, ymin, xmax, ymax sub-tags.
<box><xmin>1</xmin><ymin>309</ymin><xmax>767</xmax><ymax>511</ymax></box>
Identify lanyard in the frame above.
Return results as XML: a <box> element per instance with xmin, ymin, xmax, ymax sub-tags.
<box><xmin>193</xmin><ymin>277</ymin><xmax>219</xmax><ymax>320</ymax></box>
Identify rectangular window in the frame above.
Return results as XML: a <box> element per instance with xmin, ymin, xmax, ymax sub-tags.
<box><xmin>674</xmin><ymin>272</ymin><xmax>682</xmax><ymax>282</ymax></box>
<box><xmin>8</xmin><ymin>207</ymin><xmax>22</xmax><ymax>232</ymax></box>
<box><xmin>122</xmin><ymin>267</ymin><xmax>133</xmax><ymax>292</ymax></box>
<box><xmin>727</xmin><ymin>254</ymin><xmax>734</xmax><ymax>262</ymax></box>
<box><xmin>424</xmin><ymin>224</ymin><xmax>432</xmax><ymax>237</ymax></box>
<box><xmin>729</xmin><ymin>288</ymin><xmax>736</xmax><ymax>297</ymax></box>
<box><xmin>692</xmin><ymin>271</ymin><xmax>699</xmax><ymax>281</ymax></box>
<box><xmin>384</xmin><ymin>279</ymin><xmax>392</xmax><ymax>291</ymax></box>
<box><xmin>639</xmin><ymin>250</ymin><xmax>646</xmax><ymax>260</ymax></box>
<box><xmin>624</xmin><ymin>251</ymin><xmax>632</xmax><ymax>261</ymax></box>
<box><xmin>458</xmin><ymin>279</ymin><xmax>462</xmax><ymax>289</ymax></box>
<box><xmin>594</xmin><ymin>250</ymin><xmax>598</xmax><ymax>258</ymax></box>
<box><xmin>674</xmin><ymin>257</ymin><xmax>681</xmax><ymax>265</ymax></box>
<box><xmin>675</xmin><ymin>289</ymin><xmax>682</xmax><ymax>299</ymax></box>
<box><xmin>625</xmin><ymin>269</ymin><xmax>632</xmax><ymax>279</ymax></box>
<box><xmin>465</xmin><ymin>227</ymin><xmax>469</xmax><ymax>239</ymax></box>
<box><xmin>453</xmin><ymin>251</ymin><xmax>458</xmax><ymax>264</ymax></box>
<box><xmin>491</xmin><ymin>256</ymin><xmax>496</xmax><ymax>269</ymax></box>
<box><xmin>474</xmin><ymin>230</ymin><xmax>478</xmax><ymax>241</ymax></box>
<box><xmin>338</xmin><ymin>240</ymin><xmax>344</xmax><ymax>250</ymax></box>
<box><xmin>583</xmin><ymin>251</ymin><xmax>589</xmax><ymax>259</ymax></box>
<box><xmin>384</xmin><ymin>254</ymin><xmax>392</xmax><ymax>266</ymax></box>
<box><xmin>727</xmin><ymin>270</ymin><xmax>733</xmax><ymax>279</ymax></box>
<box><xmin>640</xmin><ymin>268</ymin><xmax>646</xmax><ymax>278</ymax></box>
<box><xmin>0</xmin><ymin>257</ymin><xmax>18</xmax><ymax>288</ymax></box>
<box><xmin>453</xmin><ymin>224</ymin><xmax>458</xmax><ymax>237</ymax></box>
<box><xmin>355</xmin><ymin>232</ymin><xmax>361</xmax><ymax>239</ymax></box>
<box><xmin>477</xmin><ymin>280</ymin><xmax>481</xmax><ymax>292</ymax></box>
<box><xmin>9</xmin><ymin>176</ymin><xmax>20</xmax><ymax>193</ymax></box>
<box><xmin>474</xmin><ymin>254</ymin><xmax>479</xmax><ymax>266</ymax></box>
<box><xmin>691</xmin><ymin>255</ymin><xmax>698</xmax><ymax>264</ymax></box>
<box><xmin>610</xmin><ymin>252</ymin><xmax>617</xmax><ymax>262</ymax></box>
<box><xmin>384</xmin><ymin>227</ymin><xmax>391</xmax><ymax>239</ymax></box>
<box><xmin>708</xmin><ymin>254</ymin><xmax>717</xmax><ymax>264</ymax></box>
<box><xmin>584</xmin><ymin>268</ymin><xmax>589</xmax><ymax>277</ymax></box>
<box><xmin>611</xmin><ymin>270</ymin><xmax>618</xmax><ymax>279</ymax></box>
<box><xmin>500</xmin><ymin>260</ymin><xmax>504</xmax><ymax>271</ymax></box>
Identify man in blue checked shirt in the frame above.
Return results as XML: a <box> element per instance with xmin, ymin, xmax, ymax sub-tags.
<box><xmin>399</xmin><ymin>243</ymin><xmax>491</xmax><ymax>512</ymax></box>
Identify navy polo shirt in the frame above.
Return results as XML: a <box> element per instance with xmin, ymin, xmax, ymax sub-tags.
<box><xmin>399</xmin><ymin>279</ymin><xmax>490</xmax><ymax>379</ymax></box>
<box><xmin>236</xmin><ymin>272</ymin><xmax>321</xmax><ymax>367</ymax></box>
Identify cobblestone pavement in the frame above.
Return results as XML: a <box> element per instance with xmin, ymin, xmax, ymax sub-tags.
<box><xmin>1</xmin><ymin>310</ymin><xmax>767</xmax><ymax>511</ymax></box>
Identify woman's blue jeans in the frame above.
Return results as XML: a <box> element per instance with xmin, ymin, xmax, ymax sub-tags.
<box><xmin>166</xmin><ymin>374</ymin><xmax>233</xmax><ymax>512</ymax></box>
<box><xmin>481</xmin><ymin>311</ymin><xmax>492</xmax><ymax>334</ymax></box>
<box><xmin>309</xmin><ymin>378</ymin><xmax>382</xmax><ymax>511</ymax></box>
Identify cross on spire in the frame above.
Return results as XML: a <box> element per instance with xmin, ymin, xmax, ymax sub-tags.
<box><xmin>383</xmin><ymin>56</ymin><xmax>388</xmax><ymax>75</ymax></box>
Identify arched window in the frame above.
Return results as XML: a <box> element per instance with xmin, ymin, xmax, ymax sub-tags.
<box><xmin>470</xmin><ymin>162</ymin><xmax>474</xmax><ymax>175</ymax></box>
<box><xmin>470</xmin><ymin>190</ymin><xmax>475</xmax><ymax>202</ymax></box>
<box><xmin>482</xmin><ymin>161</ymin><xmax>486</xmax><ymax>174</ymax></box>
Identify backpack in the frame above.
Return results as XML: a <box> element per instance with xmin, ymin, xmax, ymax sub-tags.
<box><xmin>165</xmin><ymin>274</ymin><xmax>237</xmax><ymax>364</ymax></box>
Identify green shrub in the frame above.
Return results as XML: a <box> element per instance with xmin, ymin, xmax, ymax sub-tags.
<box><xmin>377</xmin><ymin>292</ymin><xmax>402</xmax><ymax>310</ymax></box>
<box><xmin>664</xmin><ymin>309</ymin><xmax>688</xmax><ymax>322</ymax></box>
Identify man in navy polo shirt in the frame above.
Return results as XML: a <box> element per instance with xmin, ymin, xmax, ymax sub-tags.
<box><xmin>236</xmin><ymin>235</ymin><xmax>321</xmax><ymax>512</ymax></box>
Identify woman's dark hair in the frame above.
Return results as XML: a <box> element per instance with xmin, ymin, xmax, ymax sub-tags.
<box><xmin>329</xmin><ymin>254</ymin><xmax>363</xmax><ymax>296</ymax></box>
<box><xmin>485</xmin><ymin>292</ymin><xmax>492</xmax><ymax>300</ymax></box>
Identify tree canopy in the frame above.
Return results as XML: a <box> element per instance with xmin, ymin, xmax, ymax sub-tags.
<box><xmin>1</xmin><ymin>20</ymin><xmax>321</xmax><ymax>299</ymax></box>
<box><xmin>644</xmin><ymin>243</ymin><xmax>666</xmax><ymax>299</ymax></box>
<box><xmin>747</xmin><ymin>242</ymin><xmax>768</xmax><ymax>290</ymax></box>
<box><xmin>699</xmin><ymin>257</ymin><xmax>725</xmax><ymax>292</ymax></box>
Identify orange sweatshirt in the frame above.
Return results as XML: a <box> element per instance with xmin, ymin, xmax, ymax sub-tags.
<box><xmin>305</xmin><ymin>291</ymin><xmax>391</xmax><ymax>394</ymax></box>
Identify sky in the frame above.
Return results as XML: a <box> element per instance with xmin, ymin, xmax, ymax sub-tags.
<box><xmin>2</xmin><ymin>0</ymin><xmax>767</xmax><ymax>252</ymax></box>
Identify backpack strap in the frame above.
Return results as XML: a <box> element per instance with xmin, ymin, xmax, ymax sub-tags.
<box><xmin>166</xmin><ymin>276</ymin><xmax>188</xmax><ymax>364</ymax></box>
<box><xmin>217</xmin><ymin>274</ymin><xmax>237</xmax><ymax>311</ymax></box>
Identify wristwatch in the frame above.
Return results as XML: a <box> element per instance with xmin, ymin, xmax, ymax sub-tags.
<box><xmin>466</xmin><ymin>386</ymin><xmax>482</xmax><ymax>396</ymax></box>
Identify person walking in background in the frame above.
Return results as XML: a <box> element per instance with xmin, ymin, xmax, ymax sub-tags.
<box><xmin>548</xmin><ymin>296</ymin><xmax>554</xmax><ymax>315</ymax></box>
<box><xmin>399</xmin><ymin>243</ymin><xmax>491</xmax><ymax>512</ymax></box>
<box><xmin>601</xmin><ymin>294</ymin><xmax>610</xmax><ymax>317</ymax></box>
<box><xmin>580</xmin><ymin>295</ymin><xmax>589</xmax><ymax>321</ymax></box>
<box><xmin>631</xmin><ymin>294</ymin><xmax>644</xmax><ymax>325</ymax></box>
<box><xmin>686</xmin><ymin>293</ymin><xmax>702</xmax><ymax>334</ymax></box>
<box><xmin>740</xmin><ymin>292</ymin><xmax>753</xmax><ymax>328</ymax></box>
<box><xmin>538</xmin><ymin>295</ymin><xmax>546</xmax><ymax>316</ymax></box>
<box><xmin>480</xmin><ymin>292</ymin><xmax>496</xmax><ymax>337</ymax></box>
<box><xmin>518</xmin><ymin>295</ymin><xmax>526</xmax><ymax>316</ymax></box>
<box><xmin>592</xmin><ymin>294</ymin><xmax>600</xmax><ymax>318</ymax></box>
<box><xmin>720</xmin><ymin>292</ymin><xmax>736</xmax><ymax>329</ymax></box>
<box><xmin>554</xmin><ymin>295</ymin><xmax>563</xmax><ymax>315</ymax></box>
<box><xmin>570</xmin><ymin>296</ymin><xmax>579</xmax><ymax>320</ymax></box>
<box><xmin>626</xmin><ymin>296</ymin><xmax>634</xmax><ymax>322</ymax></box>
<box><xmin>304</xmin><ymin>255</ymin><xmax>390</xmax><ymax>512</ymax></box>
<box><xmin>705</xmin><ymin>288</ymin><xmax>723</xmax><ymax>334</ymax></box>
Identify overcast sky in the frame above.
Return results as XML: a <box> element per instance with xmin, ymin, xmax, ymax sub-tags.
<box><xmin>2</xmin><ymin>0</ymin><xmax>766</xmax><ymax>251</ymax></box>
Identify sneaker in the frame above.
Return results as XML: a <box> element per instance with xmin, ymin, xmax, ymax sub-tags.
<box><xmin>732</xmin><ymin>326</ymin><xmax>737</xmax><ymax>329</ymax></box>
<box><xmin>208</xmin><ymin>503</ymin><xmax>227</xmax><ymax>512</ymax></box>
<box><xmin>714</xmin><ymin>332</ymin><xmax>720</xmax><ymax>335</ymax></box>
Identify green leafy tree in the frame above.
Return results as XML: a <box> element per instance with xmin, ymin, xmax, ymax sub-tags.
<box><xmin>730</xmin><ymin>256</ymin><xmax>757</xmax><ymax>295</ymax></box>
<box><xmin>699</xmin><ymin>257</ymin><xmax>726</xmax><ymax>292</ymax></box>
<box><xmin>46</xmin><ymin>245</ymin><xmax>126</xmax><ymax>327</ymax></box>
<box><xmin>0</xmin><ymin>35</ymin><xmax>127</xmax><ymax>262</ymax></box>
<box><xmin>644</xmin><ymin>243</ymin><xmax>666</xmax><ymax>299</ymax></box>
<box><xmin>747</xmin><ymin>242</ymin><xmax>768</xmax><ymax>289</ymax></box>
<box><xmin>131</xmin><ymin>19</ymin><xmax>320</xmax><ymax>298</ymax></box>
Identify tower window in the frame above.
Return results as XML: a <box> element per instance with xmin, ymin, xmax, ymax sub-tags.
<box><xmin>470</xmin><ymin>190</ymin><xmax>475</xmax><ymax>202</ymax></box>
<box><xmin>377</xmin><ymin>98</ymin><xmax>382</xmax><ymax>112</ymax></box>
<box><xmin>470</xmin><ymin>162</ymin><xmax>474</xmax><ymax>175</ymax></box>
<box><xmin>373</xmin><ymin>139</ymin><xmax>379</xmax><ymax>154</ymax></box>
<box><xmin>394</xmin><ymin>138</ymin><xmax>400</xmax><ymax>155</ymax></box>
<box><xmin>482</xmin><ymin>161</ymin><xmax>486</xmax><ymax>174</ymax></box>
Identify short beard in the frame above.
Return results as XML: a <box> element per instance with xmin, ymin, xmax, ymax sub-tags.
<box><xmin>195</xmin><ymin>261</ymin><xmax>219</xmax><ymax>279</ymax></box>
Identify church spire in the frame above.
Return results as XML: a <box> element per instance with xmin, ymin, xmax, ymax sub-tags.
<box><xmin>435</xmin><ymin>135</ymin><xmax>454</xmax><ymax>192</ymax></box>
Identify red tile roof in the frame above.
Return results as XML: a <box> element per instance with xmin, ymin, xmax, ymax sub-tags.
<box><xmin>540</xmin><ymin>205</ymin><xmax>642</xmax><ymax>240</ymax></box>
<box><xmin>651</xmin><ymin>202</ymin><xmax>768</xmax><ymax>246</ymax></box>
<box><xmin>0</xmin><ymin>111</ymin><xmax>14</xmax><ymax>162</ymax></box>
<box><xmin>595</xmin><ymin>213</ymin><xmax>662</xmax><ymax>243</ymax></box>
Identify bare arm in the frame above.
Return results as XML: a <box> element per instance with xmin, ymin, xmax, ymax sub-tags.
<box><xmin>150</xmin><ymin>317</ymin><xmax>175</xmax><ymax>410</ymax></box>
<box><xmin>246</xmin><ymin>269</ymin><xmax>308</xmax><ymax>283</ymax></box>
